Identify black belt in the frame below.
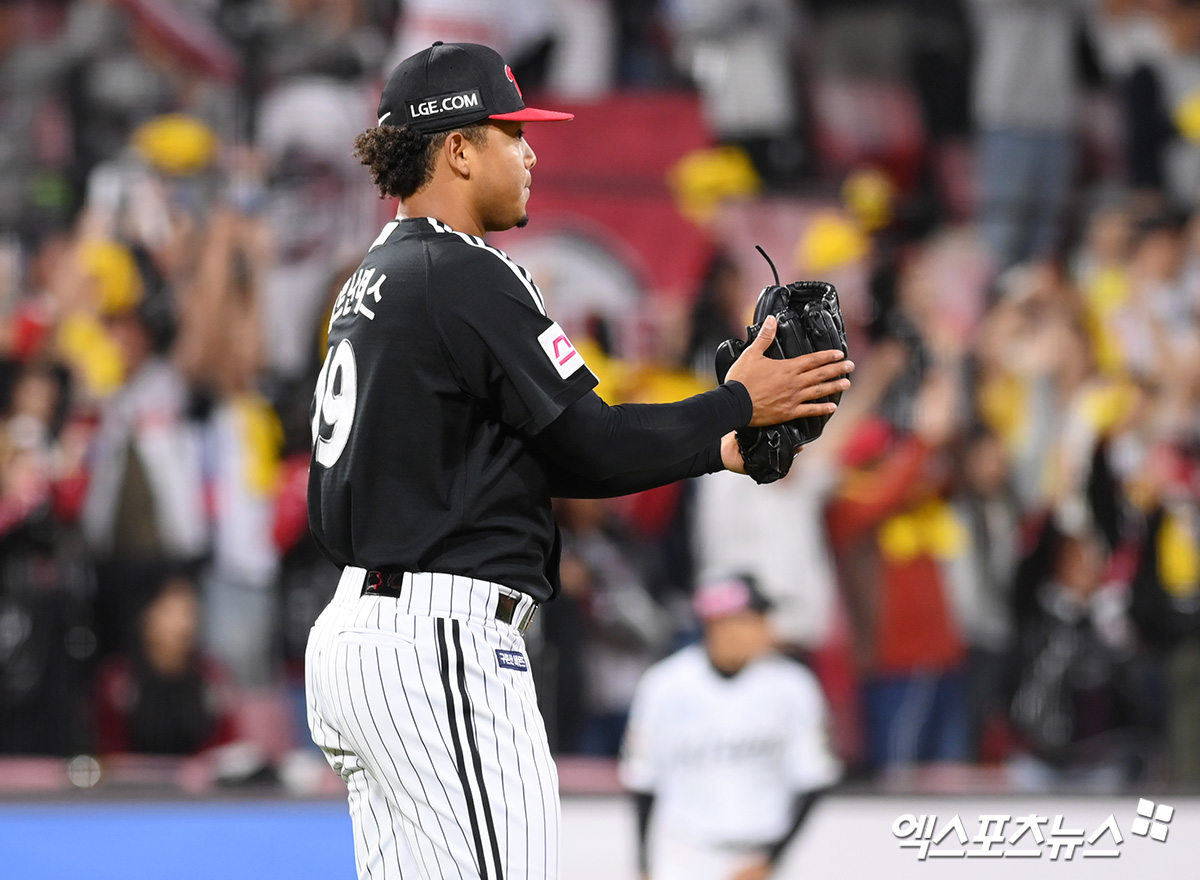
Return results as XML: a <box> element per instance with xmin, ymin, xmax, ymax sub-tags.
<box><xmin>362</xmin><ymin>570</ymin><xmax>538</xmax><ymax>635</ymax></box>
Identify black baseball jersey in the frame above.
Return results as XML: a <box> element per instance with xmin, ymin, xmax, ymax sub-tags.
<box><xmin>308</xmin><ymin>217</ymin><xmax>598</xmax><ymax>601</ymax></box>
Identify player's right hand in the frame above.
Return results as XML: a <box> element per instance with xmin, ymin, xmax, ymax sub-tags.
<box><xmin>724</xmin><ymin>316</ymin><xmax>854</xmax><ymax>427</ymax></box>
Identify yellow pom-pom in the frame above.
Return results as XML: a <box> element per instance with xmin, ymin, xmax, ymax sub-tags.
<box><xmin>880</xmin><ymin>513</ymin><xmax>921</xmax><ymax>562</ymax></box>
<box><xmin>920</xmin><ymin>500</ymin><xmax>968</xmax><ymax>559</ymax></box>
<box><xmin>573</xmin><ymin>338</ymin><xmax>628</xmax><ymax>403</ymax></box>
<box><xmin>57</xmin><ymin>313</ymin><xmax>125</xmax><ymax>396</ymax></box>
<box><xmin>668</xmin><ymin>146</ymin><xmax>762</xmax><ymax>224</ymax></box>
<box><xmin>1079</xmin><ymin>380</ymin><xmax>1138</xmax><ymax>434</ymax></box>
<box><xmin>842</xmin><ymin>167</ymin><xmax>894</xmax><ymax>232</ymax></box>
<box><xmin>977</xmin><ymin>374</ymin><xmax>1027</xmax><ymax>450</ymax></box>
<box><xmin>795</xmin><ymin>211</ymin><xmax>869</xmax><ymax>275</ymax></box>
<box><xmin>1158</xmin><ymin>509</ymin><xmax>1200</xmax><ymax>600</ymax></box>
<box><xmin>1175</xmin><ymin>91</ymin><xmax>1200</xmax><ymax>143</ymax></box>
<box><xmin>627</xmin><ymin>364</ymin><xmax>709</xmax><ymax>405</ymax></box>
<box><xmin>132</xmin><ymin>114</ymin><xmax>219</xmax><ymax>176</ymax></box>
<box><xmin>234</xmin><ymin>394</ymin><xmax>284</xmax><ymax>496</ymax></box>
<box><xmin>1084</xmin><ymin>266</ymin><xmax>1129</xmax><ymax>315</ymax></box>
<box><xmin>78</xmin><ymin>240</ymin><xmax>143</xmax><ymax>316</ymax></box>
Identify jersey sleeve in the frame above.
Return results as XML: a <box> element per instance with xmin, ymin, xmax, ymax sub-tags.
<box><xmin>783</xmin><ymin>666</ymin><xmax>843</xmax><ymax>792</ymax></box>
<box><xmin>426</xmin><ymin>241</ymin><xmax>598</xmax><ymax>434</ymax></box>
<box><xmin>618</xmin><ymin>668</ymin><xmax>661</xmax><ymax>793</ymax></box>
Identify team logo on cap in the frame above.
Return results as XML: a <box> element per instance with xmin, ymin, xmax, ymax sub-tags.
<box><xmin>505</xmin><ymin>65</ymin><xmax>523</xmax><ymax>98</ymax></box>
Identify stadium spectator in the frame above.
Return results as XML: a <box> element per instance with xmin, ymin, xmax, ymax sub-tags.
<box><xmin>74</xmin><ymin>238</ymin><xmax>207</xmax><ymax>659</ymax></box>
<box><xmin>1129</xmin><ymin>440</ymin><xmax>1200</xmax><ymax>784</ymax></box>
<box><xmin>827</xmin><ymin>366</ymin><xmax>971</xmax><ymax>771</ymax></box>
<box><xmin>942</xmin><ymin>424</ymin><xmax>1024</xmax><ymax>761</ymax></box>
<box><xmin>93</xmin><ymin>571</ymin><xmax>238</xmax><ymax>755</ymax></box>
<box><xmin>969</xmin><ymin>0</ymin><xmax>1089</xmax><ymax>274</ymax></box>
<box><xmin>1007</xmin><ymin>516</ymin><xmax>1162</xmax><ymax>789</ymax></box>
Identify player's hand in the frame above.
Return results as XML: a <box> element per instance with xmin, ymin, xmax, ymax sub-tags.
<box><xmin>720</xmin><ymin>431</ymin><xmax>745</xmax><ymax>474</ymax></box>
<box><xmin>722</xmin><ymin>430</ymin><xmax>803</xmax><ymax>477</ymax></box>
<box><xmin>728</xmin><ymin>858</ymin><xmax>772</xmax><ymax>880</ymax></box>
<box><xmin>724</xmin><ymin>316</ymin><xmax>854</xmax><ymax>427</ymax></box>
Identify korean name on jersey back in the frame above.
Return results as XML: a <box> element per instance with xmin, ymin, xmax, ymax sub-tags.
<box><xmin>329</xmin><ymin>267</ymin><xmax>386</xmax><ymax>328</ymax></box>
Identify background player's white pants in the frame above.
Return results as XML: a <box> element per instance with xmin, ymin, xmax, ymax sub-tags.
<box><xmin>651</xmin><ymin>827</ymin><xmax>769</xmax><ymax>880</ymax></box>
<box><xmin>307</xmin><ymin>566</ymin><xmax>561</xmax><ymax>880</ymax></box>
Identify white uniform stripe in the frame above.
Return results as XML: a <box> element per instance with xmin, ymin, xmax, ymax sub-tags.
<box><xmin>333</xmin><ymin>642</ymin><xmax>386</xmax><ymax>880</ymax></box>
<box><xmin>346</xmin><ymin>767</ymin><xmax>372</xmax><ymax>879</ymax></box>
<box><xmin>512</xmin><ymin>671</ymin><xmax>551</xmax><ymax>877</ymax></box>
<box><xmin>425</xmin><ymin>218</ymin><xmax>547</xmax><ymax>315</ymax></box>
<box><xmin>352</xmin><ymin>653</ymin><xmax>396</xmax><ymax>880</ymax></box>
<box><xmin>468</xmin><ymin>575</ymin><xmax>482</xmax><ymax>619</ymax></box>
<box><xmin>501</xmin><ymin>683</ymin><xmax>530</xmax><ymax>875</ymax></box>
<box><xmin>355</xmin><ymin>646</ymin><xmax>431</xmax><ymax>879</ymax></box>
<box><xmin>331</xmin><ymin>651</ymin><xmax>376</xmax><ymax>880</ymax></box>
<box><xmin>334</xmin><ymin>667</ymin><xmax>376</xmax><ymax>880</ymax></box>
<box><xmin>391</xmin><ymin>640</ymin><xmax>467</xmax><ymax>879</ymax></box>
<box><xmin>534</xmin><ymin>669</ymin><xmax>560</xmax><ymax>875</ymax></box>
<box><xmin>357</xmin><ymin>689</ymin><xmax>425</xmax><ymax>880</ymax></box>
<box><xmin>369</xmin><ymin>220</ymin><xmax>399</xmax><ymax>252</ymax></box>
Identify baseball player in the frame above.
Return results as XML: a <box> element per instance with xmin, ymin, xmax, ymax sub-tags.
<box><xmin>620</xmin><ymin>575</ymin><xmax>842</xmax><ymax>880</ymax></box>
<box><xmin>304</xmin><ymin>41</ymin><xmax>854</xmax><ymax>880</ymax></box>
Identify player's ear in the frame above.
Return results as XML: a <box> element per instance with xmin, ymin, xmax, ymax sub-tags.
<box><xmin>445</xmin><ymin>131</ymin><xmax>473</xmax><ymax>178</ymax></box>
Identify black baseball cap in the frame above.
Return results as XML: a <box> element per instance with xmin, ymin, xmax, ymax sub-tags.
<box><xmin>377</xmin><ymin>42</ymin><xmax>573</xmax><ymax>134</ymax></box>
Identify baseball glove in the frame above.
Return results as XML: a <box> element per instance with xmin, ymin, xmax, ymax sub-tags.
<box><xmin>714</xmin><ymin>247</ymin><xmax>848</xmax><ymax>484</ymax></box>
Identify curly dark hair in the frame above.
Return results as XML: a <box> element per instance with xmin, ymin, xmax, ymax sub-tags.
<box><xmin>353</xmin><ymin>124</ymin><xmax>489</xmax><ymax>200</ymax></box>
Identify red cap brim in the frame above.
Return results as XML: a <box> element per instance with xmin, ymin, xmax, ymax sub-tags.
<box><xmin>488</xmin><ymin>108</ymin><xmax>574</xmax><ymax>122</ymax></box>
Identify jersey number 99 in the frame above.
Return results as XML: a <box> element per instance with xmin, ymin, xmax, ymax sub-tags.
<box><xmin>311</xmin><ymin>338</ymin><xmax>358</xmax><ymax>468</ymax></box>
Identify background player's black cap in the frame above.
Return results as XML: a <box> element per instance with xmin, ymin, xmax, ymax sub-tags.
<box><xmin>377</xmin><ymin>42</ymin><xmax>574</xmax><ymax>134</ymax></box>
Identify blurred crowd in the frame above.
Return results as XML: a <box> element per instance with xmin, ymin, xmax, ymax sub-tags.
<box><xmin>1</xmin><ymin>0</ymin><xmax>1200</xmax><ymax>795</ymax></box>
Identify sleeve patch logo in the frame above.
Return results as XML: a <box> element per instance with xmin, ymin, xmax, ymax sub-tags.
<box><xmin>537</xmin><ymin>322</ymin><xmax>585</xmax><ymax>379</ymax></box>
<box><xmin>496</xmin><ymin>650</ymin><xmax>529</xmax><ymax>671</ymax></box>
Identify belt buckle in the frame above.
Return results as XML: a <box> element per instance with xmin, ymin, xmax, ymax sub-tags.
<box><xmin>516</xmin><ymin>604</ymin><xmax>537</xmax><ymax>636</ymax></box>
<box><xmin>495</xmin><ymin>592</ymin><xmax>537</xmax><ymax>635</ymax></box>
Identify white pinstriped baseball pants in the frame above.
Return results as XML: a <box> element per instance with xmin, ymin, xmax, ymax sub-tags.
<box><xmin>306</xmin><ymin>566</ymin><xmax>560</xmax><ymax>880</ymax></box>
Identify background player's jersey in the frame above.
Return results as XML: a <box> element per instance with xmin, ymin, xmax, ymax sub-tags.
<box><xmin>308</xmin><ymin>217</ymin><xmax>597</xmax><ymax>600</ymax></box>
<box><xmin>620</xmin><ymin>645</ymin><xmax>842</xmax><ymax>846</ymax></box>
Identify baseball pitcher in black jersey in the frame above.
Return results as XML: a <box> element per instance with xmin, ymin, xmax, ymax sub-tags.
<box><xmin>304</xmin><ymin>41</ymin><xmax>854</xmax><ymax>880</ymax></box>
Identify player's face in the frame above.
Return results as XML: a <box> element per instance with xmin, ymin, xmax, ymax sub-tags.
<box><xmin>704</xmin><ymin>612</ymin><xmax>774</xmax><ymax>674</ymax></box>
<box><xmin>473</xmin><ymin>120</ymin><xmax>537</xmax><ymax>232</ymax></box>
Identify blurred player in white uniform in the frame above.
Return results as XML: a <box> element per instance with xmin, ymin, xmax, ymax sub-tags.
<box><xmin>619</xmin><ymin>575</ymin><xmax>841</xmax><ymax>880</ymax></box>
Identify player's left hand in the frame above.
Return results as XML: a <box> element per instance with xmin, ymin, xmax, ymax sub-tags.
<box><xmin>721</xmin><ymin>431</ymin><xmax>745</xmax><ymax>474</ymax></box>
<box><xmin>728</xmin><ymin>858</ymin><xmax>772</xmax><ymax>880</ymax></box>
<box><xmin>722</xmin><ymin>430</ymin><xmax>802</xmax><ymax>477</ymax></box>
